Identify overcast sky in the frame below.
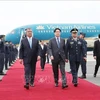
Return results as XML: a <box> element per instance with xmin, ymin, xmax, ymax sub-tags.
<box><xmin>0</xmin><ymin>1</ymin><xmax>100</xmax><ymax>34</ymax></box>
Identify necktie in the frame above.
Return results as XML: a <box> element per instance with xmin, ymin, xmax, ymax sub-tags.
<box><xmin>29</xmin><ymin>38</ymin><xmax>32</xmax><ymax>48</ymax></box>
<box><xmin>57</xmin><ymin>37</ymin><xmax>60</xmax><ymax>48</ymax></box>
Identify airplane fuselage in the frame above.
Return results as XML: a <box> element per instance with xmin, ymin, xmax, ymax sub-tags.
<box><xmin>5</xmin><ymin>24</ymin><xmax>100</xmax><ymax>49</ymax></box>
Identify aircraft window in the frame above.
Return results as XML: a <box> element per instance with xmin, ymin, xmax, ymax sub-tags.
<box><xmin>94</xmin><ymin>30</ymin><xmax>96</xmax><ymax>32</ymax></box>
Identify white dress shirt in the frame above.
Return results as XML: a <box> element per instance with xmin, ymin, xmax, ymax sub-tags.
<box><xmin>27</xmin><ymin>37</ymin><xmax>32</xmax><ymax>48</ymax></box>
<box><xmin>73</xmin><ymin>37</ymin><xmax>77</xmax><ymax>41</ymax></box>
<box><xmin>40</xmin><ymin>44</ymin><xmax>44</xmax><ymax>50</ymax></box>
<box><xmin>55</xmin><ymin>37</ymin><xmax>60</xmax><ymax>43</ymax></box>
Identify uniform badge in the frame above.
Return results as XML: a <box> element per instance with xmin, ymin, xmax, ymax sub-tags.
<box><xmin>70</xmin><ymin>42</ymin><xmax>74</xmax><ymax>44</ymax></box>
<box><xmin>78</xmin><ymin>41</ymin><xmax>82</xmax><ymax>44</ymax></box>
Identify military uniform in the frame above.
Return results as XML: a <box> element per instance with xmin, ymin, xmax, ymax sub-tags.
<box><xmin>12</xmin><ymin>44</ymin><xmax>15</xmax><ymax>62</ymax></box>
<box><xmin>0</xmin><ymin>35</ymin><xmax>6</xmax><ymax>75</ymax></box>
<box><xmin>65</xmin><ymin>28</ymin><xmax>86</xmax><ymax>86</ymax></box>
<box><xmin>8</xmin><ymin>42</ymin><xmax>13</xmax><ymax>66</ymax></box>
<box><xmin>79</xmin><ymin>33</ymin><xmax>87</xmax><ymax>78</ymax></box>
<box><xmin>4</xmin><ymin>41</ymin><xmax>10</xmax><ymax>70</ymax></box>
<box><xmin>15</xmin><ymin>46</ymin><xmax>18</xmax><ymax>59</ymax></box>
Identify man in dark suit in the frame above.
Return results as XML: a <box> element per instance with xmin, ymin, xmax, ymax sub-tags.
<box><xmin>0</xmin><ymin>35</ymin><xmax>6</xmax><ymax>75</ymax></box>
<box><xmin>48</xmin><ymin>28</ymin><xmax>68</xmax><ymax>89</ymax></box>
<box><xmin>39</xmin><ymin>40</ymin><xmax>47</xmax><ymax>71</ymax></box>
<box><xmin>79</xmin><ymin>33</ymin><xmax>87</xmax><ymax>79</ymax></box>
<box><xmin>46</xmin><ymin>43</ymin><xmax>50</xmax><ymax>63</ymax></box>
<box><xmin>65</xmin><ymin>28</ymin><xmax>86</xmax><ymax>87</ymax></box>
<box><xmin>19</xmin><ymin>28</ymin><xmax>41</xmax><ymax>89</ymax></box>
<box><xmin>93</xmin><ymin>34</ymin><xmax>100</xmax><ymax>77</ymax></box>
<box><xmin>5</xmin><ymin>41</ymin><xmax>10</xmax><ymax>70</ymax></box>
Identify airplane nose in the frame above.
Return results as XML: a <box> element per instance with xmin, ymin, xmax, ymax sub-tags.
<box><xmin>5</xmin><ymin>33</ymin><xmax>19</xmax><ymax>44</ymax></box>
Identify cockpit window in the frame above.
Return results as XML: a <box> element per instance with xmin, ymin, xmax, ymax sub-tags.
<box><xmin>11</xmin><ymin>30</ymin><xmax>15</xmax><ymax>34</ymax></box>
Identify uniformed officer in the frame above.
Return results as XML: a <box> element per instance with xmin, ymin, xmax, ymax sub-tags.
<box><xmin>15</xmin><ymin>45</ymin><xmax>18</xmax><ymax>60</ymax></box>
<box><xmin>5</xmin><ymin>41</ymin><xmax>10</xmax><ymax>70</ymax></box>
<box><xmin>13</xmin><ymin>45</ymin><xmax>18</xmax><ymax>62</ymax></box>
<box><xmin>8</xmin><ymin>41</ymin><xmax>13</xmax><ymax>66</ymax></box>
<box><xmin>12</xmin><ymin>44</ymin><xmax>15</xmax><ymax>63</ymax></box>
<box><xmin>79</xmin><ymin>33</ymin><xmax>87</xmax><ymax>79</ymax></box>
<box><xmin>0</xmin><ymin>35</ymin><xmax>6</xmax><ymax>75</ymax></box>
<box><xmin>65</xmin><ymin>28</ymin><xmax>87</xmax><ymax>87</ymax></box>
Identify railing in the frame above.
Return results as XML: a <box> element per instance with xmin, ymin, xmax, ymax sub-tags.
<box><xmin>17</xmin><ymin>28</ymin><xmax>25</xmax><ymax>58</ymax></box>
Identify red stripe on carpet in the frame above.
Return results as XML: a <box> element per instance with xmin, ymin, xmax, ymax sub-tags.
<box><xmin>0</xmin><ymin>60</ymin><xmax>100</xmax><ymax>100</ymax></box>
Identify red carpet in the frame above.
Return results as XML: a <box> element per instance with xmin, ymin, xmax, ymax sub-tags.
<box><xmin>0</xmin><ymin>60</ymin><xmax>100</xmax><ymax>100</ymax></box>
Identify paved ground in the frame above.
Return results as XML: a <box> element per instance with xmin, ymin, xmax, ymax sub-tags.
<box><xmin>0</xmin><ymin>53</ymin><xmax>100</xmax><ymax>86</ymax></box>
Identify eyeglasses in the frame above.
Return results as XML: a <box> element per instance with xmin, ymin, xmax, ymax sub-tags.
<box><xmin>27</xmin><ymin>31</ymin><xmax>32</xmax><ymax>32</ymax></box>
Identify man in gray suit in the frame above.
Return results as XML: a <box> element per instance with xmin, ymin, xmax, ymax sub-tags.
<box><xmin>48</xmin><ymin>28</ymin><xmax>68</xmax><ymax>89</ymax></box>
<box><xmin>19</xmin><ymin>28</ymin><xmax>41</xmax><ymax>90</ymax></box>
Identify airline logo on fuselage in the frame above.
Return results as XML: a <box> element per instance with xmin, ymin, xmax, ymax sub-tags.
<box><xmin>36</xmin><ymin>25</ymin><xmax>100</xmax><ymax>34</ymax></box>
<box><xmin>36</xmin><ymin>25</ymin><xmax>96</xmax><ymax>30</ymax></box>
<box><xmin>36</xmin><ymin>25</ymin><xmax>45</xmax><ymax>30</ymax></box>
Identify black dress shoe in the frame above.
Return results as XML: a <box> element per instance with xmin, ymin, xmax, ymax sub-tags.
<box><xmin>24</xmin><ymin>83</ymin><xmax>29</xmax><ymax>89</ymax></box>
<box><xmin>62</xmin><ymin>84</ymin><xmax>68</xmax><ymax>89</ymax></box>
<box><xmin>30</xmin><ymin>83</ymin><xmax>34</xmax><ymax>87</ymax></box>
<box><xmin>5</xmin><ymin>68</ymin><xmax>9</xmax><ymax>70</ymax></box>
<box><xmin>74</xmin><ymin>83</ymin><xmax>78</xmax><ymax>87</ymax></box>
<box><xmin>79</xmin><ymin>75</ymin><xmax>86</xmax><ymax>79</ymax></box>
<box><xmin>0</xmin><ymin>72</ymin><xmax>7</xmax><ymax>75</ymax></box>
<box><xmin>41</xmin><ymin>69</ymin><xmax>44</xmax><ymax>71</ymax></box>
<box><xmin>94</xmin><ymin>74</ymin><xmax>96</xmax><ymax>77</ymax></box>
<box><xmin>0</xmin><ymin>79</ymin><xmax>2</xmax><ymax>81</ymax></box>
<box><xmin>55</xmin><ymin>83</ymin><xmax>58</xmax><ymax>87</ymax></box>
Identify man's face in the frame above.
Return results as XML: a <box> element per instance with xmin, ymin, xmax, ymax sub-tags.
<box><xmin>6</xmin><ymin>42</ymin><xmax>8</xmax><ymax>44</ymax></box>
<box><xmin>54</xmin><ymin>29</ymin><xmax>61</xmax><ymax>37</ymax></box>
<box><xmin>41</xmin><ymin>41</ymin><xmax>44</xmax><ymax>45</ymax></box>
<box><xmin>72</xmin><ymin>32</ymin><xmax>77</xmax><ymax>38</ymax></box>
<box><xmin>26</xmin><ymin>28</ymin><xmax>32</xmax><ymax>37</ymax></box>
<box><xmin>79</xmin><ymin>34</ymin><xmax>84</xmax><ymax>39</ymax></box>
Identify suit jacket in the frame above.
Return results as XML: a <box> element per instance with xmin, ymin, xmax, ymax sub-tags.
<box><xmin>93</xmin><ymin>40</ymin><xmax>100</xmax><ymax>57</ymax></box>
<box><xmin>39</xmin><ymin>44</ymin><xmax>47</xmax><ymax>57</ymax></box>
<box><xmin>48</xmin><ymin>37</ymin><xmax>66</xmax><ymax>62</ymax></box>
<box><xmin>65</xmin><ymin>37</ymin><xmax>86</xmax><ymax>61</ymax></box>
<box><xmin>19</xmin><ymin>37</ymin><xmax>41</xmax><ymax>64</ymax></box>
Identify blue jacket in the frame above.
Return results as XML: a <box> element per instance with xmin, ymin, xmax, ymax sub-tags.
<box><xmin>65</xmin><ymin>37</ymin><xmax>86</xmax><ymax>61</ymax></box>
